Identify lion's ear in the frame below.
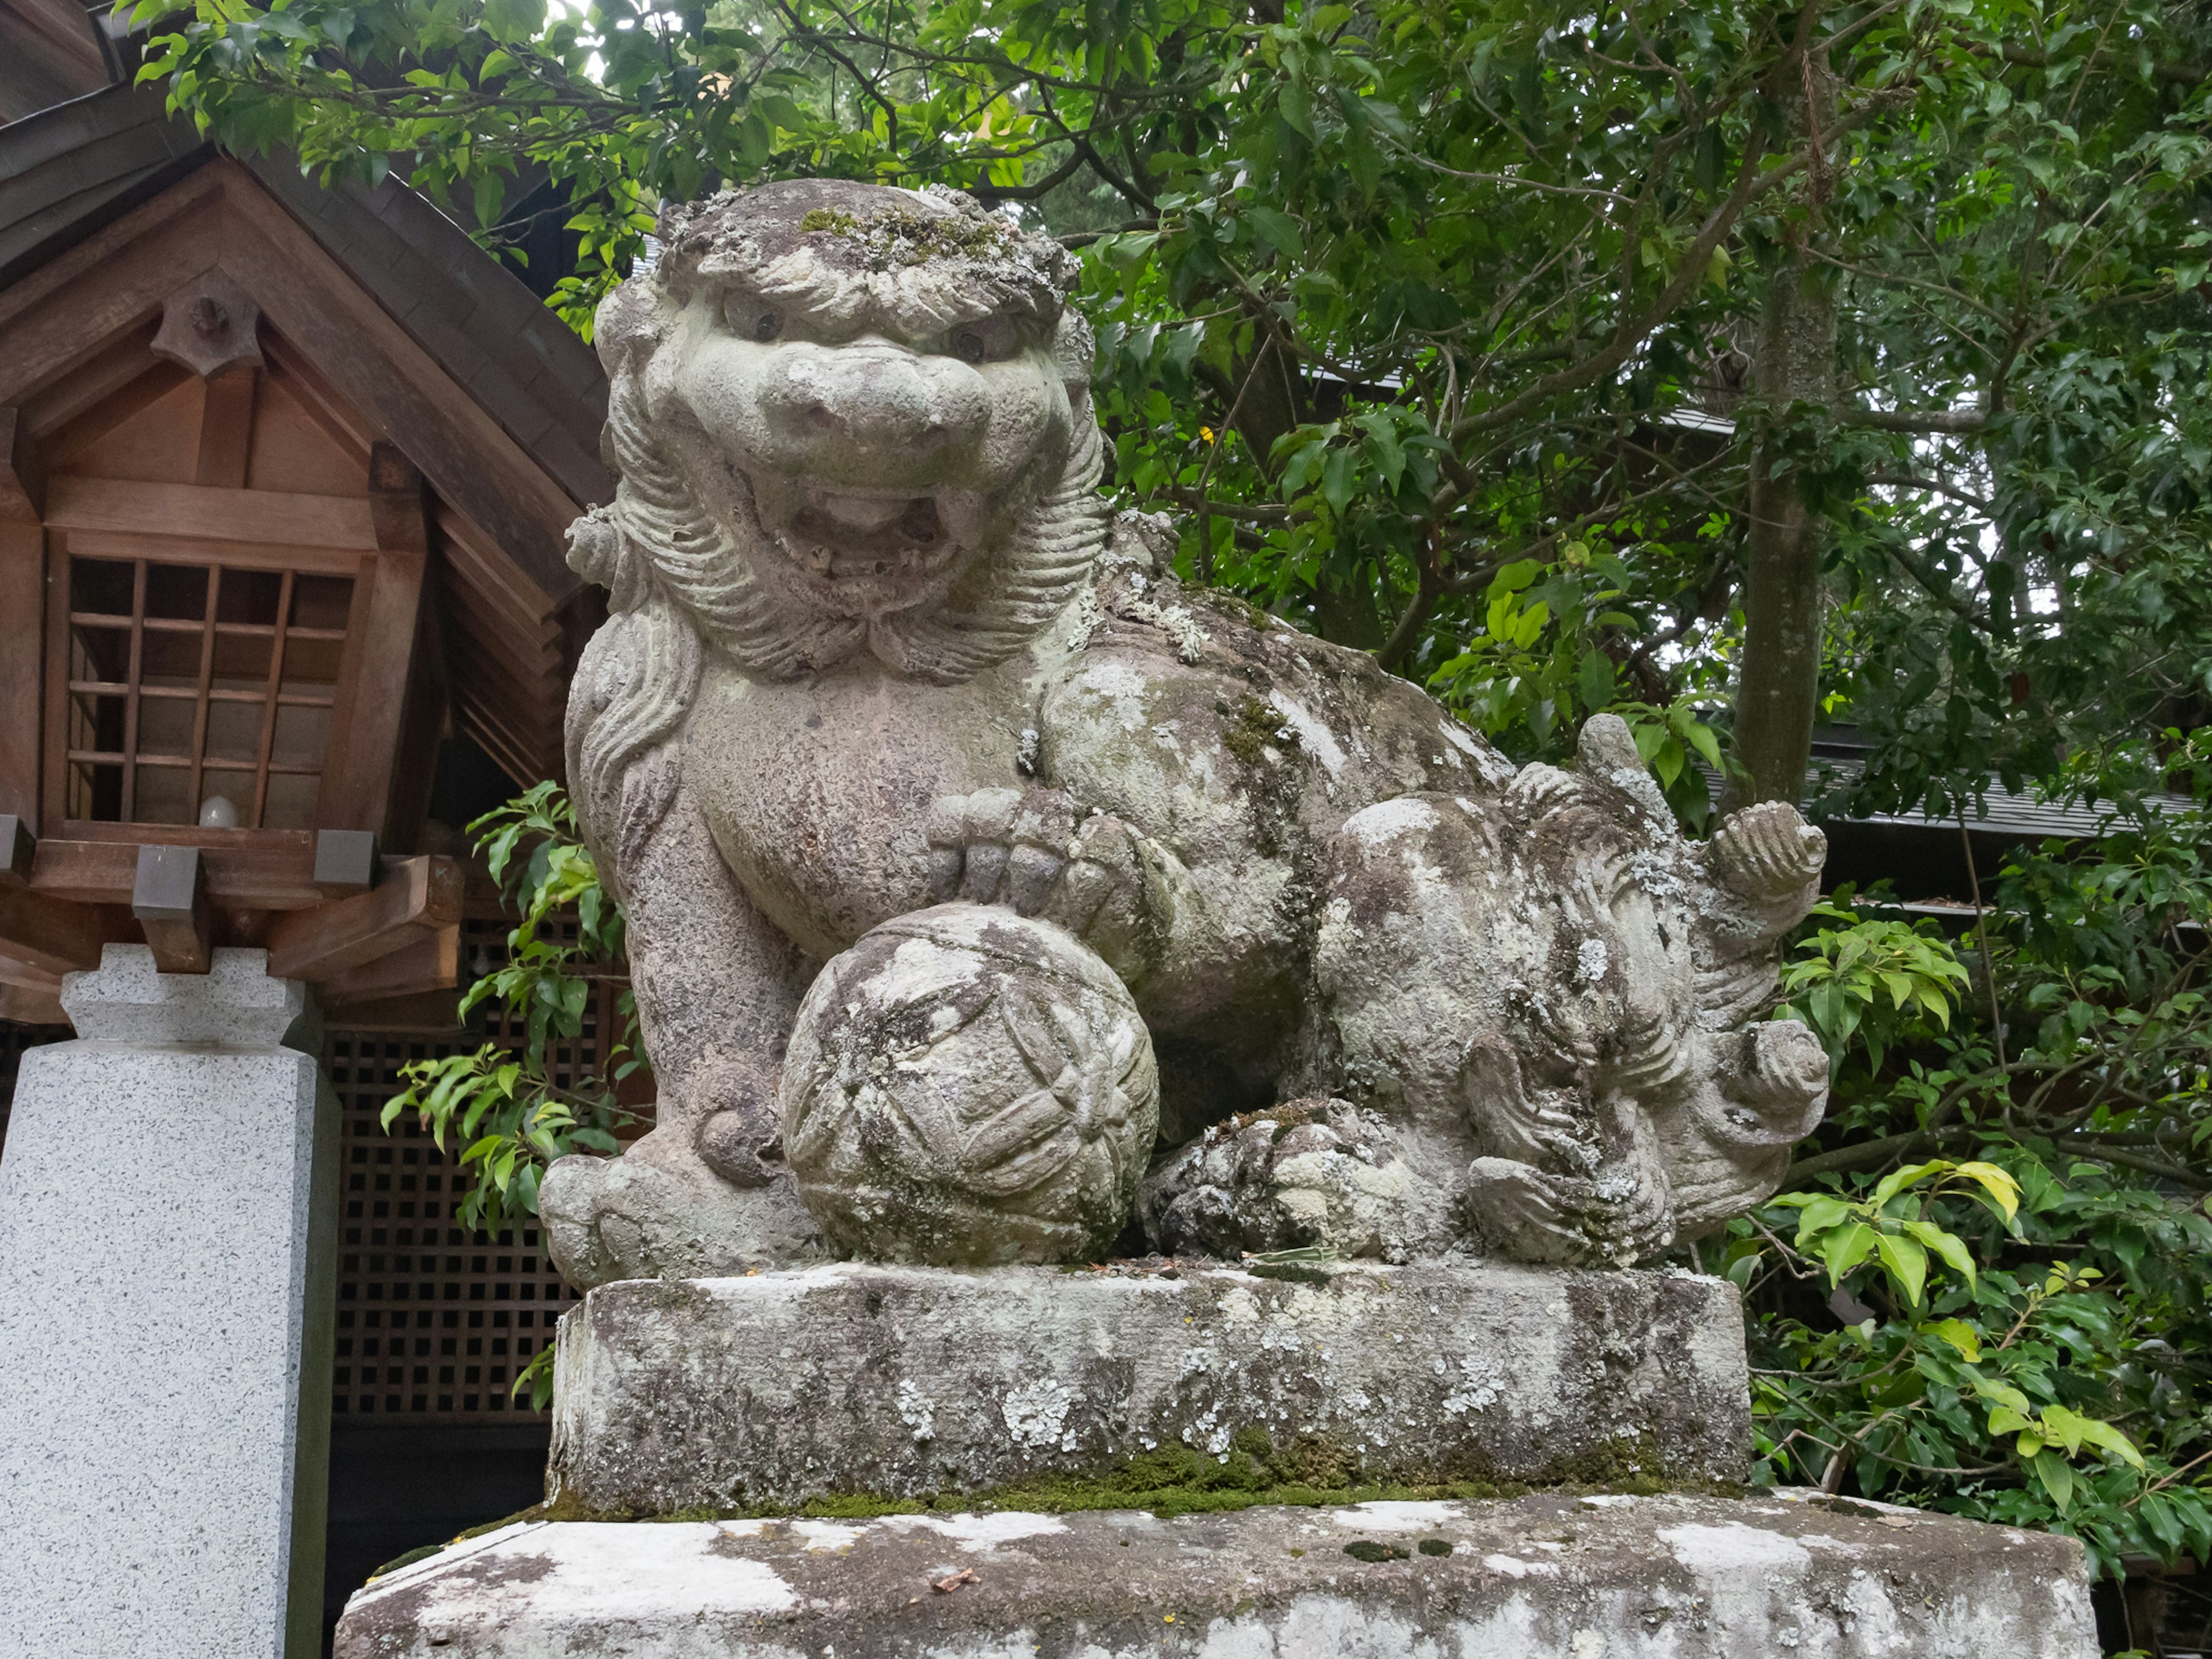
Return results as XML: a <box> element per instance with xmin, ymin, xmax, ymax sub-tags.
<box><xmin>594</xmin><ymin>280</ymin><xmax>669</xmax><ymax>377</ymax></box>
<box><xmin>1053</xmin><ymin>310</ymin><xmax>1096</xmax><ymax>396</ymax></box>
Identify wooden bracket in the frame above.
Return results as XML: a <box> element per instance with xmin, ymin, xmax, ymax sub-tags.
<box><xmin>133</xmin><ymin>844</ymin><xmax>213</xmax><ymax>975</ymax></box>
<box><xmin>265</xmin><ymin>854</ymin><xmax>461</xmax><ymax>982</ymax></box>
<box><xmin>319</xmin><ymin>926</ymin><xmax>460</xmax><ymax>1006</ymax></box>
<box><xmin>150</xmin><ymin>268</ymin><xmax>264</xmax><ymax>380</ymax></box>
<box><xmin>313</xmin><ymin>829</ymin><xmax>381</xmax><ymax>898</ymax></box>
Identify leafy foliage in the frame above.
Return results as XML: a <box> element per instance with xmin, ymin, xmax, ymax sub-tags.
<box><xmin>131</xmin><ymin>0</ymin><xmax>2212</xmax><ymax>817</ymax></box>
<box><xmin>380</xmin><ymin>785</ymin><xmax>643</xmax><ymax>1241</ymax></box>
<box><xmin>1731</xmin><ymin>764</ymin><xmax>2212</xmax><ymax>1580</ymax></box>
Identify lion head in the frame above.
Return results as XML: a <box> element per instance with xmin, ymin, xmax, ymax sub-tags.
<box><xmin>565</xmin><ymin>180</ymin><xmax>1112</xmax><ymax>878</ymax></box>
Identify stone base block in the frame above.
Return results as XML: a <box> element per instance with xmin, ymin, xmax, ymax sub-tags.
<box><xmin>336</xmin><ymin>1491</ymin><xmax>2096</xmax><ymax>1657</ymax></box>
<box><xmin>548</xmin><ymin>1263</ymin><xmax>1749</xmax><ymax>1513</ymax></box>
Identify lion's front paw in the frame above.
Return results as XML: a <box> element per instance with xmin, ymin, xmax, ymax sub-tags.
<box><xmin>1462</xmin><ymin>1155</ymin><xmax>1675</xmax><ymax>1267</ymax></box>
<box><xmin>926</xmin><ymin>787</ymin><xmax>1162</xmax><ymax>970</ymax></box>
<box><xmin>540</xmin><ymin>1127</ymin><xmax>820</xmax><ymax>1289</ymax></box>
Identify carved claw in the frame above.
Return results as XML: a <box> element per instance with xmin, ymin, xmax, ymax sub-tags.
<box><xmin>927</xmin><ymin>787</ymin><xmax>1070</xmax><ymax>911</ymax></box>
<box><xmin>925</xmin><ymin>786</ymin><xmax>1166</xmax><ymax>978</ymax></box>
<box><xmin>1462</xmin><ymin>1155</ymin><xmax>1674</xmax><ymax>1267</ymax></box>
<box><xmin>1703</xmin><ymin>1020</ymin><xmax>1830</xmax><ymax>1148</ymax></box>
<box><xmin>1461</xmin><ymin>1041</ymin><xmax>1596</xmax><ymax>1173</ymax></box>
<box><xmin>1708</xmin><ymin>800</ymin><xmax>1827</xmax><ymax>904</ymax></box>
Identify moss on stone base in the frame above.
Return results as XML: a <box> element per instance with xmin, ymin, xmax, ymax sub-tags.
<box><xmin>484</xmin><ymin>1427</ymin><xmax>1735</xmax><ymax>1542</ymax></box>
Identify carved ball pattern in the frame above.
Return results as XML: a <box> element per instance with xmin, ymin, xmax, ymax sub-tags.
<box><xmin>778</xmin><ymin>902</ymin><xmax>1159</xmax><ymax>1266</ymax></box>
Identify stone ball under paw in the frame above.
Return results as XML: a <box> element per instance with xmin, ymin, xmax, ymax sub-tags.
<box><xmin>778</xmin><ymin>902</ymin><xmax>1159</xmax><ymax>1265</ymax></box>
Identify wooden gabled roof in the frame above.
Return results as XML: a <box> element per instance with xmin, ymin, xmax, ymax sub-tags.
<box><xmin>0</xmin><ymin>84</ymin><xmax>608</xmax><ymax>790</ymax></box>
<box><xmin>0</xmin><ymin>0</ymin><xmax>111</xmax><ymax>125</ymax></box>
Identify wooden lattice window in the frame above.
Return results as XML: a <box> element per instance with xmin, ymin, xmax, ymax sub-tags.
<box><xmin>56</xmin><ymin>554</ymin><xmax>353</xmax><ymax>831</ymax></box>
<box><xmin>323</xmin><ymin>911</ymin><xmax>625</xmax><ymax>1421</ymax></box>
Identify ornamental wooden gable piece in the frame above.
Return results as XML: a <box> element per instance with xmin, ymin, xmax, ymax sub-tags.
<box><xmin>0</xmin><ymin>85</ymin><xmax>611</xmax><ymax>1024</ymax></box>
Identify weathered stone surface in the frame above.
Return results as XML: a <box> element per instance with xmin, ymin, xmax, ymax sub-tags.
<box><xmin>546</xmin><ymin>1263</ymin><xmax>1750</xmax><ymax>1513</ymax></box>
<box><xmin>543</xmin><ymin>177</ymin><xmax>1834</xmax><ymax>1283</ymax></box>
<box><xmin>0</xmin><ymin>946</ymin><xmax>336</xmax><ymax>1659</ymax></box>
<box><xmin>335</xmin><ymin>1491</ymin><xmax>2097</xmax><ymax>1658</ymax></box>
<box><xmin>781</xmin><ymin>903</ymin><xmax>1160</xmax><ymax>1265</ymax></box>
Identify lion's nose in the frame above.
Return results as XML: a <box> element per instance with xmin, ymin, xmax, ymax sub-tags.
<box><xmin>764</xmin><ymin>343</ymin><xmax>986</xmax><ymax>456</ymax></box>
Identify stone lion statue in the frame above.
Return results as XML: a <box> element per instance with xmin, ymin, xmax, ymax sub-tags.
<box><xmin>540</xmin><ymin>178</ymin><xmax>1830</xmax><ymax>1287</ymax></box>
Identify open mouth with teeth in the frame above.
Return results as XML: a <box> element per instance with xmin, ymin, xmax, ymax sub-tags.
<box><xmin>762</xmin><ymin>487</ymin><xmax>970</xmax><ymax>597</ymax></box>
<box><xmin>783</xmin><ymin>486</ymin><xmax>946</xmax><ymax>579</ymax></box>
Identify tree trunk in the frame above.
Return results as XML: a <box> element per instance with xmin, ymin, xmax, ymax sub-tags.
<box><xmin>1721</xmin><ymin>60</ymin><xmax>1838</xmax><ymax>816</ymax></box>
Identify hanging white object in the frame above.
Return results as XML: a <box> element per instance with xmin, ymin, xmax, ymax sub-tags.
<box><xmin>198</xmin><ymin>795</ymin><xmax>240</xmax><ymax>829</ymax></box>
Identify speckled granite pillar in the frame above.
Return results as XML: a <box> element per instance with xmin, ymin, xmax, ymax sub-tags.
<box><xmin>0</xmin><ymin>945</ymin><xmax>338</xmax><ymax>1659</ymax></box>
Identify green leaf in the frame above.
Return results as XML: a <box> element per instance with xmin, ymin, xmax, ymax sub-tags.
<box><xmin>1872</xmin><ymin>1160</ymin><xmax>1950</xmax><ymax>1207</ymax></box>
<box><xmin>2031</xmin><ymin>1449</ymin><xmax>2074</xmax><ymax>1511</ymax></box>
<box><xmin>1821</xmin><ymin>1221</ymin><xmax>1879</xmax><ymax>1285</ymax></box>
<box><xmin>1921</xmin><ymin>1318</ymin><xmax>1982</xmax><ymax>1362</ymax></box>
<box><xmin>1873</xmin><ymin>1230</ymin><xmax>1930</xmax><ymax>1306</ymax></box>
<box><xmin>1950</xmin><ymin>1162</ymin><xmax>2021</xmax><ymax>1221</ymax></box>
<box><xmin>1577</xmin><ymin>650</ymin><xmax>1616</xmax><ymax>713</ymax></box>
<box><xmin>1899</xmin><ymin>1219</ymin><xmax>1979</xmax><ymax>1292</ymax></box>
<box><xmin>1244</xmin><ymin>206</ymin><xmax>1302</xmax><ymax>260</ymax></box>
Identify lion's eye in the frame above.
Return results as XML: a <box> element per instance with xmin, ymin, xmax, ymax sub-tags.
<box><xmin>752</xmin><ymin>311</ymin><xmax>782</xmax><ymax>343</ymax></box>
<box><xmin>952</xmin><ymin>328</ymin><xmax>987</xmax><ymax>363</ymax></box>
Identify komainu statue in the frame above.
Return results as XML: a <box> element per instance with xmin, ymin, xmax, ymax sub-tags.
<box><xmin>541</xmin><ymin>178</ymin><xmax>1830</xmax><ymax>1287</ymax></box>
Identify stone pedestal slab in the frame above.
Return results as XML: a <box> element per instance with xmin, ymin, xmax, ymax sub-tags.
<box><xmin>335</xmin><ymin>1491</ymin><xmax>2096</xmax><ymax>1658</ymax></box>
<box><xmin>548</xmin><ymin>1262</ymin><xmax>1750</xmax><ymax>1513</ymax></box>
<box><xmin>0</xmin><ymin>945</ymin><xmax>338</xmax><ymax>1659</ymax></box>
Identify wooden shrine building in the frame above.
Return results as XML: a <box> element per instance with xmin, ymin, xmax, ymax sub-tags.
<box><xmin>0</xmin><ymin>47</ymin><xmax>617</xmax><ymax>1638</ymax></box>
<box><xmin>0</xmin><ymin>78</ymin><xmax>608</xmax><ymax>1028</ymax></box>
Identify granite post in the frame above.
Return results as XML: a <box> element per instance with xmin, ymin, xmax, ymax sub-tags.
<box><xmin>0</xmin><ymin>944</ymin><xmax>339</xmax><ymax>1659</ymax></box>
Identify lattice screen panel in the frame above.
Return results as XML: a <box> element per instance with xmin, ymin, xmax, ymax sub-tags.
<box><xmin>325</xmin><ymin>911</ymin><xmax>618</xmax><ymax>1422</ymax></box>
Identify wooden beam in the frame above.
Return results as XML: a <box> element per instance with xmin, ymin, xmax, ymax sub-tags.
<box><xmin>317</xmin><ymin>925</ymin><xmax>460</xmax><ymax>1007</ymax></box>
<box><xmin>193</xmin><ymin>367</ymin><xmax>258</xmax><ymax>490</ymax></box>
<box><xmin>313</xmin><ymin>983</ymin><xmax>465</xmax><ymax>1031</ymax></box>
<box><xmin>210</xmin><ymin>164</ymin><xmax>584</xmax><ymax>600</ymax></box>
<box><xmin>321</xmin><ymin>443</ymin><xmax>430</xmax><ymax>836</ymax></box>
<box><xmin>18</xmin><ymin>324</ymin><xmax>173</xmax><ymax>448</ymax></box>
<box><xmin>0</xmin><ymin>526</ymin><xmax>41</xmax><ymax>825</ymax></box>
<box><xmin>264</xmin><ymin>854</ymin><xmax>461</xmax><ymax>982</ymax></box>
<box><xmin>52</xmin><ymin>528</ymin><xmax>362</xmax><ymax>579</ymax></box>
<box><xmin>368</xmin><ymin>442</ymin><xmax>429</xmax><ymax>554</ymax></box>
<box><xmin>0</xmin><ymin>884</ymin><xmax>113</xmax><ymax>979</ymax></box>
<box><xmin>33</xmin><ymin>829</ymin><xmax>325</xmax><ymax>910</ymax></box>
<box><xmin>39</xmin><ymin>541</ymin><xmax>67</xmax><ymax>839</ymax></box>
<box><xmin>0</xmin><ymin>166</ymin><xmax>223</xmax><ymax>340</ymax></box>
<box><xmin>43</xmin><ymin>476</ymin><xmax>377</xmax><ymax>551</ymax></box>
<box><xmin>132</xmin><ymin>844</ymin><xmax>212</xmax><ymax>975</ymax></box>
<box><xmin>257</xmin><ymin>338</ymin><xmax>374</xmax><ymax>472</ymax></box>
<box><xmin>0</xmin><ymin>206</ymin><xmax>221</xmax><ymax>408</ymax></box>
<box><xmin>0</xmin><ymin>981</ymin><xmax>68</xmax><ymax>1026</ymax></box>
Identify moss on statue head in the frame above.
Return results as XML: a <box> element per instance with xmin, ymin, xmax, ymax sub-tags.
<box><xmin>797</xmin><ymin>204</ymin><xmax>1016</xmax><ymax>268</ymax></box>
